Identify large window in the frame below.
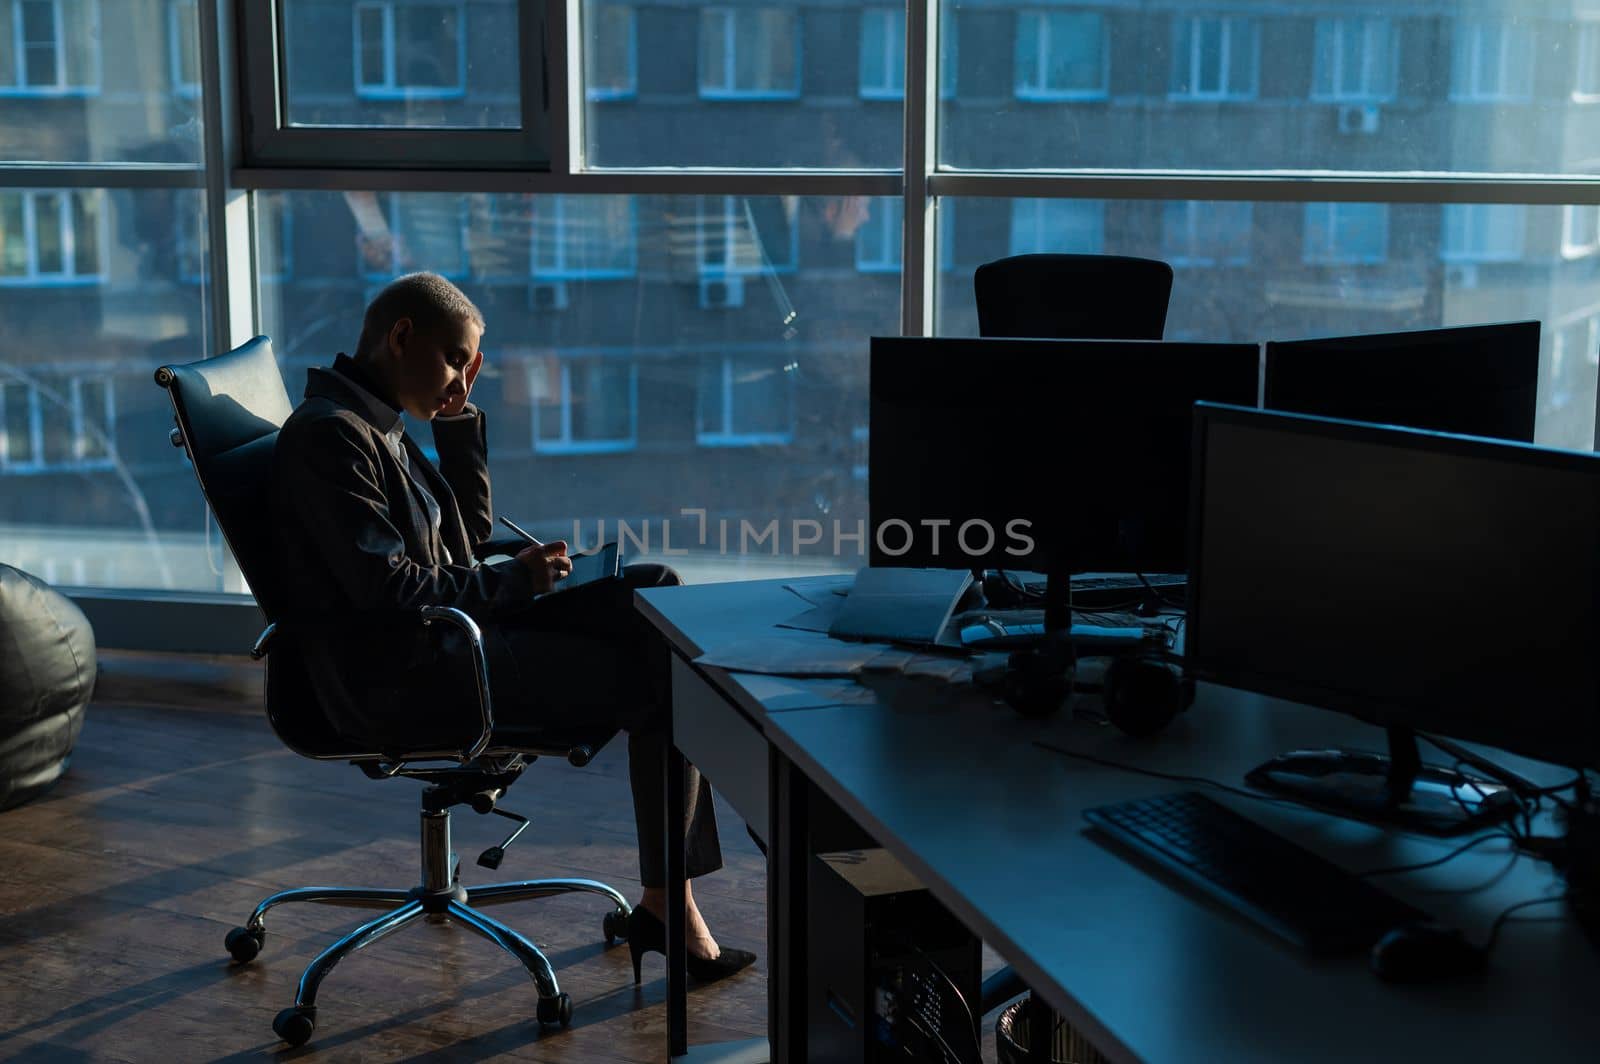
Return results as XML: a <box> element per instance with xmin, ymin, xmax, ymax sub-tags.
<box><xmin>698</xmin><ymin>6</ymin><xmax>800</xmax><ymax>99</ymax></box>
<box><xmin>354</xmin><ymin>0</ymin><xmax>465</xmax><ymax>98</ymax></box>
<box><xmin>585</xmin><ymin>2</ymin><xmax>636</xmax><ymax>100</ymax></box>
<box><xmin>1451</xmin><ymin>19</ymin><xmax>1534</xmax><ymax>103</ymax></box>
<box><xmin>531</xmin><ymin>356</ymin><xmax>637</xmax><ymax>454</ymax></box>
<box><xmin>696</xmin><ymin>353</ymin><xmax>795</xmax><ymax>446</ymax></box>
<box><xmin>860</xmin><ymin>7</ymin><xmax>904</xmax><ymax>100</ymax></box>
<box><xmin>1009</xmin><ymin>198</ymin><xmax>1105</xmax><ymax>255</ymax></box>
<box><xmin>1170</xmin><ymin>15</ymin><xmax>1258</xmax><ymax>101</ymax></box>
<box><xmin>532</xmin><ymin>196</ymin><xmax>636</xmax><ymax>280</ymax></box>
<box><xmin>1441</xmin><ymin>204</ymin><xmax>1524</xmax><ymax>263</ymax></box>
<box><xmin>1303</xmin><ymin>202</ymin><xmax>1389</xmax><ymax>265</ymax></box>
<box><xmin>1015</xmin><ymin>9</ymin><xmax>1107</xmax><ymax>101</ymax></box>
<box><xmin>168</xmin><ymin>0</ymin><xmax>198</xmax><ymax>95</ymax></box>
<box><xmin>0</xmin><ymin>189</ymin><xmax>105</xmax><ymax>284</ymax></box>
<box><xmin>1311</xmin><ymin>17</ymin><xmax>1396</xmax><ymax>103</ymax></box>
<box><xmin>1162</xmin><ymin>200</ymin><xmax>1252</xmax><ymax>267</ymax></box>
<box><xmin>1578</xmin><ymin>21</ymin><xmax>1600</xmax><ymax>101</ymax></box>
<box><xmin>0</xmin><ymin>0</ymin><xmax>99</xmax><ymax>95</ymax></box>
<box><xmin>1565</xmin><ymin>205</ymin><xmax>1600</xmax><ymax>258</ymax></box>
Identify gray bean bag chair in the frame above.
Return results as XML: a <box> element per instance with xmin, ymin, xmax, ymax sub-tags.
<box><xmin>0</xmin><ymin>565</ymin><xmax>95</xmax><ymax>809</ymax></box>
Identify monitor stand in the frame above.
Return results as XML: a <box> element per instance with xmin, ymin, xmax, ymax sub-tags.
<box><xmin>1245</xmin><ymin>727</ymin><xmax>1519</xmax><ymax>836</ymax></box>
<box><xmin>975</xmin><ymin>564</ymin><xmax>1076</xmax><ymax>718</ymax></box>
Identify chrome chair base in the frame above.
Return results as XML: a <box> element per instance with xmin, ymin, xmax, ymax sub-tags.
<box><xmin>227</xmin><ymin>801</ymin><xmax>631</xmax><ymax>1047</ymax></box>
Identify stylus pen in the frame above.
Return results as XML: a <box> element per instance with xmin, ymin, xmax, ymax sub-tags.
<box><xmin>498</xmin><ymin>515</ymin><xmax>544</xmax><ymax>548</ymax></box>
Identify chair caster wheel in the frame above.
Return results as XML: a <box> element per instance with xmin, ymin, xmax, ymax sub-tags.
<box><xmin>603</xmin><ymin>907</ymin><xmax>629</xmax><ymax>945</ymax></box>
<box><xmin>272</xmin><ymin>1006</ymin><xmax>315</xmax><ymax>1047</ymax></box>
<box><xmin>536</xmin><ymin>992</ymin><xmax>572</xmax><ymax>1028</ymax></box>
<box><xmin>224</xmin><ymin>926</ymin><xmax>263</xmax><ymax>964</ymax></box>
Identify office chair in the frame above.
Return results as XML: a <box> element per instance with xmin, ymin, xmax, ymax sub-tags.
<box><xmin>156</xmin><ymin>337</ymin><xmax>631</xmax><ymax>1047</ymax></box>
<box><xmin>974</xmin><ymin>254</ymin><xmax>1174</xmax><ymax>340</ymax></box>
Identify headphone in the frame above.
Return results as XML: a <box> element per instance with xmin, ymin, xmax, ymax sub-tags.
<box><xmin>1101</xmin><ymin>651</ymin><xmax>1193</xmax><ymax>737</ymax></box>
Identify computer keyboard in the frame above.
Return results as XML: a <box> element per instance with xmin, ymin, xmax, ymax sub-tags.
<box><xmin>1083</xmin><ymin>791</ymin><xmax>1428</xmax><ymax>956</ymax></box>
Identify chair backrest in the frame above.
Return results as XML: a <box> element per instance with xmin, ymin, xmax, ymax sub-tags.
<box><xmin>973</xmin><ymin>254</ymin><xmax>1174</xmax><ymax>340</ymax></box>
<box><xmin>155</xmin><ymin>336</ymin><xmax>292</xmax><ymax>619</ymax></box>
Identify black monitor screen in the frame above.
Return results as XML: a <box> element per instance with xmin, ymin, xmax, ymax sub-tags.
<box><xmin>869</xmin><ymin>337</ymin><xmax>1259</xmax><ymax>573</ymax></box>
<box><xmin>1264</xmin><ymin>321</ymin><xmax>1539</xmax><ymax>442</ymax></box>
<box><xmin>1188</xmin><ymin>403</ymin><xmax>1600</xmax><ymax>770</ymax></box>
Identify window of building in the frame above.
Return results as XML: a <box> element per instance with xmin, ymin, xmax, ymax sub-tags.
<box><xmin>856</xmin><ymin>197</ymin><xmax>901</xmax><ymax>272</ymax></box>
<box><xmin>1450</xmin><ymin>19</ymin><xmax>1534</xmax><ymax>102</ymax></box>
<box><xmin>354</xmin><ymin>0</ymin><xmax>465</xmax><ymax>98</ymax></box>
<box><xmin>1441</xmin><ymin>203</ymin><xmax>1525</xmax><ymax>263</ymax></box>
<box><xmin>531</xmin><ymin>356</ymin><xmax>637</xmax><ymax>454</ymax></box>
<box><xmin>1563</xmin><ymin>205</ymin><xmax>1600</xmax><ymax>258</ymax></box>
<box><xmin>860</xmin><ymin>7</ymin><xmax>905</xmax><ymax>100</ymax></box>
<box><xmin>1303</xmin><ymin>202</ymin><xmax>1388</xmax><ymax>265</ymax></box>
<box><xmin>586</xmin><ymin>3</ymin><xmax>636</xmax><ymax>100</ymax></box>
<box><xmin>0</xmin><ymin>189</ymin><xmax>105</xmax><ymax>284</ymax></box>
<box><xmin>168</xmin><ymin>0</ymin><xmax>198</xmax><ymax>95</ymax></box>
<box><xmin>1170</xmin><ymin>15</ymin><xmax>1258</xmax><ymax>101</ymax></box>
<box><xmin>0</xmin><ymin>0</ymin><xmax>99</xmax><ymax>95</ymax></box>
<box><xmin>1008</xmin><ymin>198</ymin><xmax>1105</xmax><ymax>255</ymax></box>
<box><xmin>0</xmin><ymin>374</ymin><xmax>114</xmax><ymax>473</ymax></box>
<box><xmin>696</xmin><ymin>353</ymin><xmax>795</xmax><ymax>447</ymax></box>
<box><xmin>698</xmin><ymin>196</ymin><xmax>798</xmax><ymax>276</ymax></box>
<box><xmin>1311</xmin><ymin>16</ymin><xmax>1396</xmax><ymax>102</ymax></box>
<box><xmin>698</xmin><ymin>6</ymin><xmax>799</xmax><ymax>99</ymax></box>
<box><xmin>1578</xmin><ymin>22</ymin><xmax>1600</xmax><ymax>100</ymax></box>
<box><xmin>1161</xmin><ymin>200</ymin><xmax>1252</xmax><ymax>266</ymax></box>
<box><xmin>1015</xmin><ymin>9</ymin><xmax>1108</xmax><ymax>101</ymax></box>
<box><xmin>1551</xmin><ymin>315</ymin><xmax>1600</xmax><ymax>410</ymax></box>
<box><xmin>359</xmin><ymin>192</ymin><xmax>468</xmax><ymax>278</ymax></box>
<box><xmin>180</xmin><ymin>194</ymin><xmax>291</xmax><ymax>284</ymax></box>
<box><xmin>532</xmin><ymin>196</ymin><xmax>637</xmax><ymax>280</ymax></box>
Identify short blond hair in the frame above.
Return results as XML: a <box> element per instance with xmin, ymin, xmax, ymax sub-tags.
<box><xmin>356</xmin><ymin>272</ymin><xmax>485</xmax><ymax>357</ymax></box>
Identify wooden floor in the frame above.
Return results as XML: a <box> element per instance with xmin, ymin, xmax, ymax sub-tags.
<box><xmin>0</xmin><ymin>653</ymin><xmax>1010</xmax><ymax>1063</ymax></box>
<box><xmin>0</xmin><ymin>652</ymin><xmax>771</xmax><ymax>1063</ymax></box>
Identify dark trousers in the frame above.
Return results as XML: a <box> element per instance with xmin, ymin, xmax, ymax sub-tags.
<box><xmin>484</xmin><ymin>564</ymin><xmax>722</xmax><ymax>889</ymax></box>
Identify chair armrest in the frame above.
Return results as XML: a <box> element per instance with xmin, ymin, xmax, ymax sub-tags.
<box><xmin>250</xmin><ymin>607</ymin><xmax>495</xmax><ymax>765</ymax></box>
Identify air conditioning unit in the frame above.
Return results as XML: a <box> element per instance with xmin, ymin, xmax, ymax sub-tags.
<box><xmin>1444</xmin><ymin>263</ymin><xmax>1480</xmax><ymax>290</ymax></box>
<box><xmin>698</xmin><ymin>274</ymin><xmax>745</xmax><ymax>309</ymax></box>
<box><xmin>530</xmin><ymin>280</ymin><xmax>569</xmax><ymax>311</ymax></box>
<box><xmin>1337</xmin><ymin>103</ymin><xmax>1381</xmax><ymax>135</ymax></box>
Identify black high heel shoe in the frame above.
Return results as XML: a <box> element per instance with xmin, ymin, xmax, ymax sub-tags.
<box><xmin>627</xmin><ymin>906</ymin><xmax>757</xmax><ymax>985</ymax></box>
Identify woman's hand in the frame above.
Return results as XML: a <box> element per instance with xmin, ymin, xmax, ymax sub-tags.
<box><xmin>516</xmin><ymin>539</ymin><xmax>572</xmax><ymax>594</ymax></box>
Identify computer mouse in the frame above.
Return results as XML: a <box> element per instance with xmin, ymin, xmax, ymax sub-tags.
<box><xmin>1369</xmin><ymin>923</ymin><xmax>1486</xmax><ymax>983</ymax></box>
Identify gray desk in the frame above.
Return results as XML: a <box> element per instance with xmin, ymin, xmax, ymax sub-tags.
<box><xmin>640</xmin><ymin>576</ymin><xmax>1600</xmax><ymax>1063</ymax></box>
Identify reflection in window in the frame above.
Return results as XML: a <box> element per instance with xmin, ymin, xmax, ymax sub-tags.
<box><xmin>1162</xmin><ymin>201</ymin><xmax>1252</xmax><ymax>267</ymax></box>
<box><xmin>1451</xmin><ymin>19</ymin><xmax>1533</xmax><ymax>102</ymax></box>
<box><xmin>1170</xmin><ymin>15</ymin><xmax>1257</xmax><ymax>101</ymax></box>
<box><xmin>1563</xmin><ymin>205</ymin><xmax>1600</xmax><ymax>258</ymax></box>
<box><xmin>358</xmin><ymin>192</ymin><xmax>467</xmax><ymax>278</ymax></box>
<box><xmin>354</xmin><ymin>0</ymin><xmax>464</xmax><ymax>98</ymax></box>
<box><xmin>1015</xmin><ymin>9</ymin><xmax>1107</xmax><ymax>101</ymax></box>
<box><xmin>860</xmin><ymin>7</ymin><xmax>904</xmax><ymax>100</ymax></box>
<box><xmin>0</xmin><ymin>374</ymin><xmax>114</xmax><ymax>473</ymax></box>
<box><xmin>856</xmin><ymin>197</ymin><xmax>901</xmax><ymax>272</ymax></box>
<box><xmin>532</xmin><ymin>196</ymin><xmax>636</xmax><ymax>280</ymax></box>
<box><xmin>1441</xmin><ymin>204</ymin><xmax>1524</xmax><ymax>263</ymax></box>
<box><xmin>585</xmin><ymin>2</ymin><xmax>635</xmax><ymax>100</ymax></box>
<box><xmin>0</xmin><ymin>189</ymin><xmax>105</xmax><ymax>284</ymax></box>
<box><xmin>0</xmin><ymin>0</ymin><xmax>99</xmax><ymax>94</ymax></box>
<box><xmin>1303</xmin><ymin>202</ymin><xmax>1388</xmax><ymax>265</ymax></box>
<box><xmin>1578</xmin><ymin>22</ymin><xmax>1600</xmax><ymax>100</ymax></box>
<box><xmin>531</xmin><ymin>355</ymin><xmax>637</xmax><ymax>454</ymax></box>
<box><xmin>168</xmin><ymin>0</ymin><xmax>198</xmax><ymax>95</ymax></box>
<box><xmin>1311</xmin><ymin>17</ymin><xmax>1396</xmax><ymax>103</ymax></box>
<box><xmin>698</xmin><ymin>6</ymin><xmax>799</xmax><ymax>99</ymax></box>
<box><xmin>1550</xmin><ymin>315</ymin><xmax>1599</xmax><ymax>410</ymax></box>
<box><xmin>696</xmin><ymin>353</ymin><xmax>794</xmax><ymax>446</ymax></box>
<box><xmin>697</xmin><ymin>196</ymin><xmax>797</xmax><ymax>276</ymax></box>
<box><xmin>1009</xmin><ymin>198</ymin><xmax>1104</xmax><ymax>255</ymax></box>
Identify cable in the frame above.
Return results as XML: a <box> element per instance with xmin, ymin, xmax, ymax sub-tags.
<box><xmin>1483</xmin><ymin>894</ymin><xmax>1569</xmax><ymax>953</ymax></box>
<box><xmin>1357</xmin><ymin>831</ymin><xmax>1517</xmax><ymax>878</ymax></box>
<box><xmin>1032</xmin><ymin>739</ymin><xmax>1311</xmax><ymax>812</ymax></box>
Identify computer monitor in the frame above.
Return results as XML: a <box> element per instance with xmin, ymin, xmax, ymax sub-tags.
<box><xmin>1187</xmin><ymin>402</ymin><xmax>1600</xmax><ymax>832</ymax></box>
<box><xmin>869</xmin><ymin>337</ymin><xmax>1259</xmax><ymax>579</ymax></box>
<box><xmin>1264</xmin><ymin>321</ymin><xmax>1539</xmax><ymax>442</ymax></box>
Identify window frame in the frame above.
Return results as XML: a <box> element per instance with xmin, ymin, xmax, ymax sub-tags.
<box><xmin>0</xmin><ymin>188</ymin><xmax>108</xmax><ymax>286</ymax></box>
<box><xmin>0</xmin><ymin>0</ymin><xmax>101</xmax><ymax>97</ymax></box>
<box><xmin>0</xmin><ymin>374</ymin><xmax>115</xmax><ymax>474</ymax></box>
<box><xmin>860</xmin><ymin>6</ymin><xmax>905</xmax><ymax>101</ymax></box>
<box><xmin>1014</xmin><ymin>8</ymin><xmax>1110</xmax><ymax>103</ymax></box>
<box><xmin>1310</xmin><ymin>16</ymin><xmax>1397</xmax><ymax>104</ymax></box>
<box><xmin>695</xmin><ymin>352</ymin><xmax>796</xmax><ymax>448</ymax></box>
<box><xmin>1450</xmin><ymin>18</ymin><xmax>1534</xmax><ymax>104</ymax></box>
<box><xmin>1302</xmin><ymin>201</ymin><xmax>1390</xmax><ymax>266</ymax></box>
<box><xmin>236</xmin><ymin>0</ymin><xmax>549</xmax><ymax>169</ymax></box>
<box><xmin>697</xmin><ymin>6</ymin><xmax>802</xmax><ymax>101</ymax></box>
<box><xmin>1169</xmin><ymin>13</ymin><xmax>1259</xmax><ymax>103</ymax></box>
<box><xmin>530</xmin><ymin>354</ymin><xmax>639</xmax><ymax>455</ymax></box>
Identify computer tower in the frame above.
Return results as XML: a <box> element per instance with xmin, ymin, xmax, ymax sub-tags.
<box><xmin>807</xmin><ymin>848</ymin><xmax>983</xmax><ymax>1063</ymax></box>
